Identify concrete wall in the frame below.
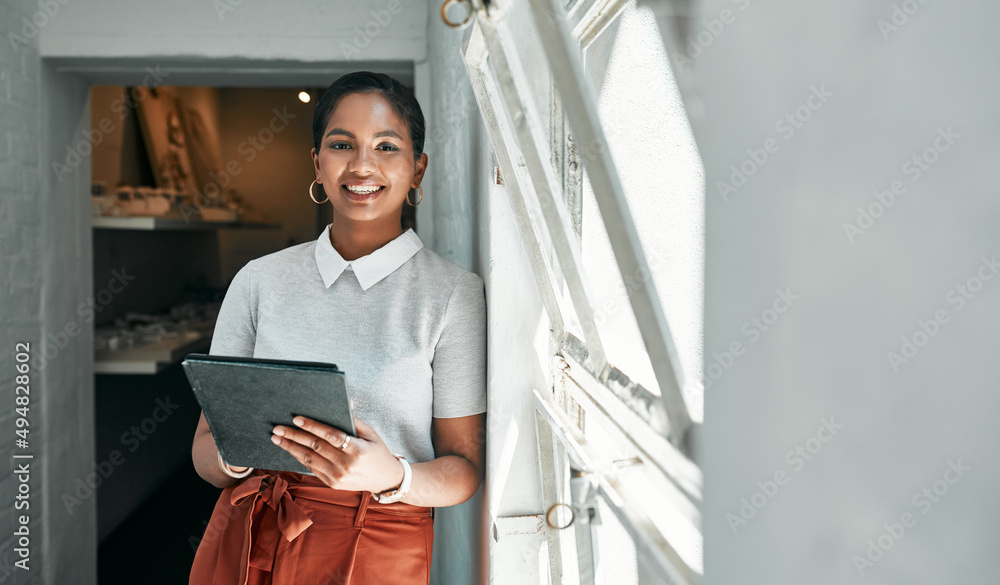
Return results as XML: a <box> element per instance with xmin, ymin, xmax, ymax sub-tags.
<box><xmin>2</xmin><ymin>0</ymin><xmax>98</xmax><ymax>581</ymax></box>
<box><xmin>691</xmin><ymin>0</ymin><xmax>1000</xmax><ymax>583</ymax></box>
<box><xmin>1</xmin><ymin>1</ymin><xmax>66</xmax><ymax>582</ymax></box>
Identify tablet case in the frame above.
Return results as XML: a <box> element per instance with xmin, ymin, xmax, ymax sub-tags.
<box><xmin>181</xmin><ymin>353</ymin><xmax>355</xmax><ymax>474</ymax></box>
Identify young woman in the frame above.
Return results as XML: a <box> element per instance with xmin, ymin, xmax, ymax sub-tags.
<box><xmin>189</xmin><ymin>71</ymin><xmax>487</xmax><ymax>585</ymax></box>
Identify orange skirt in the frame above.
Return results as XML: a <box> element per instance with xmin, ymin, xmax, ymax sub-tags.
<box><xmin>189</xmin><ymin>469</ymin><xmax>434</xmax><ymax>585</ymax></box>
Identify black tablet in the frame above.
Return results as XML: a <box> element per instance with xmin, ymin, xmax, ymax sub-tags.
<box><xmin>181</xmin><ymin>353</ymin><xmax>355</xmax><ymax>474</ymax></box>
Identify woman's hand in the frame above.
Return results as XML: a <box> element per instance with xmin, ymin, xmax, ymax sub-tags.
<box><xmin>270</xmin><ymin>415</ymin><xmax>405</xmax><ymax>494</ymax></box>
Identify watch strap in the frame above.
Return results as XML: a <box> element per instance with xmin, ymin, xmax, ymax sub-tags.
<box><xmin>373</xmin><ymin>454</ymin><xmax>411</xmax><ymax>503</ymax></box>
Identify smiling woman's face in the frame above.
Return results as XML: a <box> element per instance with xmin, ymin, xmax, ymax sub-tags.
<box><xmin>311</xmin><ymin>91</ymin><xmax>427</xmax><ymax>226</ymax></box>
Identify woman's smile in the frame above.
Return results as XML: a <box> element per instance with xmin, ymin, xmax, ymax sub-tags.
<box><xmin>342</xmin><ymin>183</ymin><xmax>386</xmax><ymax>202</ymax></box>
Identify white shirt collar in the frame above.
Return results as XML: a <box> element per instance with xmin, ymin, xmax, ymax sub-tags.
<box><xmin>314</xmin><ymin>224</ymin><xmax>424</xmax><ymax>291</ymax></box>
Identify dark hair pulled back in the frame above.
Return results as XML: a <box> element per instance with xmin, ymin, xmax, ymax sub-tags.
<box><xmin>311</xmin><ymin>71</ymin><xmax>425</xmax><ymax>164</ymax></box>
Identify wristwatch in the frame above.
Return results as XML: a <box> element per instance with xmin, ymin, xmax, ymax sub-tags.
<box><xmin>372</xmin><ymin>454</ymin><xmax>411</xmax><ymax>504</ymax></box>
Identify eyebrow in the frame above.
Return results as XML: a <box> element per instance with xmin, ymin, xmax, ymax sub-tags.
<box><xmin>325</xmin><ymin>128</ymin><xmax>404</xmax><ymax>140</ymax></box>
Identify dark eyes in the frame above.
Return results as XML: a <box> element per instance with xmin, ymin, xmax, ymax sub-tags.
<box><xmin>329</xmin><ymin>142</ymin><xmax>398</xmax><ymax>151</ymax></box>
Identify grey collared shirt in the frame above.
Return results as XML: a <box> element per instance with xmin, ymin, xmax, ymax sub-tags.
<box><xmin>209</xmin><ymin>224</ymin><xmax>487</xmax><ymax>469</ymax></box>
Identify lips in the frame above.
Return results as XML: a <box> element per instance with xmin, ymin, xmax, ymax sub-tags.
<box><xmin>342</xmin><ymin>185</ymin><xmax>385</xmax><ymax>202</ymax></box>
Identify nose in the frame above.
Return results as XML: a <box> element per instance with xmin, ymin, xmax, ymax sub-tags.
<box><xmin>347</xmin><ymin>144</ymin><xmax>377</xmax><ymax>175</ymax></box>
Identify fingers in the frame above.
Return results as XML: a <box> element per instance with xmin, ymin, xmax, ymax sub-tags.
<box><xmin>299</xmin><ymin>416</ymin><xmax>356</xmax><ymax>450</ymax></box>
<box><xmin>272</xmin><ymin>416</ymin><xmax>354</xmax><ymax>457</ymax></box>
<box><xmin>272</xmin><ymin>429</ymin><xmax>340</xmax><ymax>474</ymax></box>
<box><xmin>274</xmin><ymin>436</ymin><xmax>333</xmax><ymax>480</ymax></box>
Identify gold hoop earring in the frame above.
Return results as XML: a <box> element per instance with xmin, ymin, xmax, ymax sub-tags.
<box><xmin>309</xmin><ymin>180</ymin><xmax>328</xmax><ymax>204</ymax></box>
<box><xmin>405</xmin><ymin>184</ymin><xmax>423</xmax><ymax>207</ymax></box>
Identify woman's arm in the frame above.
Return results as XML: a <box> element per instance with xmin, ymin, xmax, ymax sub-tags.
<box><xmin>401</xmin><ymin>271</ymin><xmax>488</xmax><ymax>506</ymax></box>
<box><xmin>400</xmin><ymin>413</ymin><xmax>486</xmax><ymax>507</ymax></box>
<box><xmin>192</xmin><ymin>411</ymin><xmax>245</xmax><ymax>489</ymax></box>
<box><xmin>191</xmin><ymin>263</ymin><xmax>258</xmax><ymax>488</ymax></box>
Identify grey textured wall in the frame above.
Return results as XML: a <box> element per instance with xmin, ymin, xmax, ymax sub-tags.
<box><xmin>2</xmin><ymin>0</ymin><xmax>98</xmax><ymax>581</ymax></box>
<box><xmin>2</xmin><ymin>2</ymin><xmax>56</xmax><ymax>582</ymax></box>
<box><xmin>694</xmin><ymin>0</ymin><xmax>1000</xmax><ymax>582</ymax></box>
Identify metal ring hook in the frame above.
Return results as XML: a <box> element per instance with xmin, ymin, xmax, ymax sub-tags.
<box><xmin>440</xmin><ymin>0</ymin><xmax>473</xmax><ymax>29</ymax></box>
<box><xmin>545</xmin><ymin>502</ymin><xmax>575</xmax><ymax>530</ymax></box>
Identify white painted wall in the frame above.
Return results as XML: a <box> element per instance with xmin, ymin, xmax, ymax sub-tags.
<box><xmin>581</xmin><ymin>2</ymin><xmax>705</xmax><ymax>419</ymax></box>
<box><xmin>688</xmin><ymin>0</ymin><xmax>1000</xmax><ymax>582</ymax></box>
<box><xmin>468</xmin><ymin>3</ymin><xmax>558</xmax><ymax>584</ymax></box>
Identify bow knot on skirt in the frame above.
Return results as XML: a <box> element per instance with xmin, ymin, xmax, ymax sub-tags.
<box><xmin>189</xmin><ymin>469</ymin><xmax>434</xmax><ymax>585</ymax></box>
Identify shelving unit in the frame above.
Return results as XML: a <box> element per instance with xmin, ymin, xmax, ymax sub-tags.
<box><xmin>94</xmin><ymin>329</ymin><xmax>213</xmax><ymax>375</ymax></box>
<box><xmin>93</xmin><ymin>216</ymin><xmax>281</xmax><ymax>231</ymax></box>
<box><xmin>91</xmin><ymin>216</ymin><xmax>279</xmax><ymax>374</ymax></box>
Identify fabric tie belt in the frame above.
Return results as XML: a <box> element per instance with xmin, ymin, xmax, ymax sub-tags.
<box><xmin>228</xmin><ymin>470</ymin><xmax>432</xmax><ymax>585</ymax></box>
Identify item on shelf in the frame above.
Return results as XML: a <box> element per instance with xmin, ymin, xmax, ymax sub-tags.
<box><xmin>94</xmin><ymin>183</ymin><xmax>270</xmax><ymax>225</ymax></box>
<box><xmin>225</xmin><ymin>189</ymin><xmax>245</xmax><ymax>220</ymax></box>
<box><xmin>109</xmin><ymin>186</ymin><xmax>134</xmax><ymax>216</ymax></box>
<box><xmin>93</xmin><ymin>185</ymin><xmax>191</xmax><ymax>220</ymax></box>
<box><xmin>145</xmin><ymin>189</ymin><xmax>174</xmax><ymax>216</ymax></box>
<box><xmin>199</xmin><ymin>207</ymin><xmax>239</xmax><ymax>222</ymax></box>
<box><xmin>132</xmin><ymin>187</ymin><xmax>155</xmax><ymax>216</ymax></box>
<box><xmin>132</xmin><ymin>86</ymin><xmax>199</xmax><ymax>195</ymax></box>
<box><xmin>95</xmin><ymin>300</ymin><xmax>222</xmax><ymax>359</ymax></box>
<box><xmin>91</xmin><ymin>195</ymin><xmax>115</xmax><ymax>218</ymax></box>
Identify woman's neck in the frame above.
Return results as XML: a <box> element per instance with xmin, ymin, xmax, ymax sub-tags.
<box><xmin>329</xmin><ymin>218</ymin><xmax>404</xmax><ymax>261</ymax></box>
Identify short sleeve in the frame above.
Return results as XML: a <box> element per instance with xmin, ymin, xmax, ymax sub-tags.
<box><xmin>432</xmin><ymin>271</ymin><xmax>487</xmax><ymax>418</ymax></box>
<box><xmin>209</xmin><ymin>263</ymin><xmax>257</xmax><ymax>358</ymax></box>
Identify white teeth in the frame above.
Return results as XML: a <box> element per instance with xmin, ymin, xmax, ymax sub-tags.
<box><xmin>345</xmin><ymin>185</ymin><xmax>382</xmax><ymax>194</ymax></box>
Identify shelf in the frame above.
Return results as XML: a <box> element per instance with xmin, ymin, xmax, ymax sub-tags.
<box><xmin>95</xmin><ymin>330</ymin><xmax>212</xmax><ymax>375</ymax></box>
<box><xmin>92</xmin><ymin>216</ymin><xmax>280</xmax><ymax>231</ymax></box>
